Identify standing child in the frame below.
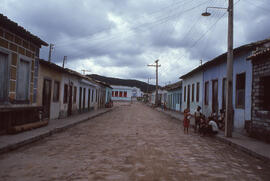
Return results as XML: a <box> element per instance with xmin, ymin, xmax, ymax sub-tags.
<box><xmin>183</xmin><ymin>108</ymin><xmax>191</xmax><ymax>134</ymax></box>
<box><xmin>194</xmin><ymin>106</ymin><xmax>202</xmax><ymax>133</ymax></box>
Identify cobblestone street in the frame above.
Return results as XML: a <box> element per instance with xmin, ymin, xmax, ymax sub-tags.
<box><xmin>0</xmin><ymin>102</ymin><xmax>270</xmax><ymax>181</ymax></box>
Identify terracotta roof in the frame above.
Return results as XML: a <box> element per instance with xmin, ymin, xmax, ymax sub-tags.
<box><xmin>179</xmin><ymin>38</ymin><xmax>270</xmax><ymax>79</ymax></box>
<box><xmin>164</xmin><ymin>81</ymin><xmax>182</xmax><ymax>91</ymax></box>
<box><xmin>94</xmin><ymin>80</ymin><xmax>112</xmax><ymax>89</ymax></box>
<box><xmin>246</xmin><ymin>47</ymin><xmax>270</xmax><ymax>60</ymax></box>
<box><xmin>0</xmin><ymin>14</ymin><xmax>48</xmax><ymax>47</ymax></box>
<box><xmin>39</xmin><ymin>59</ymin><xmax>89</xmax><ymax>80</ymax></box>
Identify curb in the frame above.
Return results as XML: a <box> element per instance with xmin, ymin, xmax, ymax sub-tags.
<box><xmin>0</xmin><ymin>108</ymin><xmax>113</xmax><ymax>155</ymax></box>
<box><xmin>151</xmin><ymin>106</ymin><xmax>270</xmax><ymax>163</ymax></box>
<box><xmin>215</xmin><ymin>135</ymin><xmax>270</xmax><ymax>163</ymax></box>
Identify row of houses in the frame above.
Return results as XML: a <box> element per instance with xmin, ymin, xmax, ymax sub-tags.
<box><xmin>0</xmin><ymin>14</ymin><xmax>112</xmax><ymax>134</ymax></box>
<box><xmin>149</xmin><ymin>38</ymin><xmax>270</xmax><ymax>142</ymax></box>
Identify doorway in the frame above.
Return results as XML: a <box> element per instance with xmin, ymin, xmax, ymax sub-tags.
<box><xmin>68</xmin><ymin>85</ymin><xmax>73</xmax><ymax>116</ymax></box>
<box><xmin>79</xmin><ymin>87</ymin><xmax>82</xmax><ymax>112</ymax></box>
<box><xmin>83</xmin><ymin>88</ymin><xmax>86</xmax><ymax>111</ymax></box>
<box><xmin>187</xmin><ymin>85</ymin><xmax>190</xmax><ymax>109</ymax></box>
<box><xmin>212</xmin><ymin>80</ymin><xmax>219</xmax><ymax>113</ymax></box>
<box><xmin>42</xmin><ymin>79</ymin><xmax>52</xmax><ymax>119</ymax></box>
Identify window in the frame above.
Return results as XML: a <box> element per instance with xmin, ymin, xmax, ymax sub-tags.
<box><xmin>63</xmin><ymin>84</ymin><xmax>68</xmax><ymax>103</ymax></box>
<box><xmin>196</xmin><ymin>82</ymin><xmax>200</xmax><ymax>102</ymax></box>
<box><xmin>119</xmin><ymin>91</ymin><xmax>123</xmax><ymax>97</ymax></box>
<box><xmin>124</xmin><ymin>91</ymin><xmax>127</xmax><ymax>97</ymax></box>
<box><xmin>16</xmin><ymin>59</ymin><xmax>30</xmax><ymax>101</ymax></box>
<box><xmin>0</xmin><ymin>52</ymin><xmax>9</xmax><ymax>102</ymax></box>
<box><xmin>222</xmin><ymin>78</ymin><xmax>227</xmax><ymax>109</ymax></box>
<box><xmin>205</xmin><ymin>81</ymin><xmax>209</xmax><ymax>105</ymax></box>
<box><xmin>192</xmin><ymin>83</ymin><xmax>194</xmax><ymax>102</ymax></box>
<box><xmin>53</xmin><ymin>81</ymin><xmax>60</xmax><ymax>102</ymax></box>
<box><xmin>236</xmin><ymin>73</ymin><xmax>245</xmax><ymax>108</ymax></box>
<box><xmin>112</xmin><ymin>91</ymin><xmax>114</xmax><ymax>97</ymax></box>
<box><xmin>115</xmin><ymin>91</ymin><xmax>118</xmax><ymax>97</ymax></box>
<box><xmin>184</xmin><ymin>86</ymin><xmax>186</xmax><ymax>102</ymax></box>
<box><xmin>73</xmin><ymin>86</ymin><xmax>77</xmax><ymax>103</ymax></box>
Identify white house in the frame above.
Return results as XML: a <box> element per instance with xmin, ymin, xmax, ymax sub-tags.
<box><xmin>111</xmin><ymin>85</ymin><xmax>143</xmax><ymax>101</ymax></box>
<box><xmin>180</xmin><ymin>69</ymin><xmax>204</xmax><ymax>115</ymax></box>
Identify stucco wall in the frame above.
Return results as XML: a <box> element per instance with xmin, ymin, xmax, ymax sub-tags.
<box><xmin>37</xmin><ymin>64</ymin><xmax>62</xmax><ymax>120</ymax></box>
<box><xmin>167</xmin><ymin>89</ymin><xmax>182</xmax><ymax>111</ymax></box>
<box><xmin>202</xmin><ymin>61</ymin><xmax>227</xmax><ymax>117</ymax></box>
<box><xmin>233</xmin><ymin>52</ymin><xmax>252</xmax><ymax>129</ymax></box>
<box><xmin>202</xmin><ymin>51</ymin><xmax>252</xmax><ymax>129</ymax></box>
<box><xmin>111</xmin><ymin>85</ymin><xmax>132</xmax><ymax>101</ymax></box>
<box><xmin>181</xmin><ymin>71</ymin><xmax>203</xmax><ymax>115</ymax></box>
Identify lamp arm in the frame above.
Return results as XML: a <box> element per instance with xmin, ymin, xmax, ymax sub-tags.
<box><xmin>206</xmin><ymin>6</ymin><xmax>228</xmax><ymax>12</ymax></box>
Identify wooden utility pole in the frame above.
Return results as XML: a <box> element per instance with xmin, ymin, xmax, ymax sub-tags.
<box><xmin>225</xmin><ymin>0</ymin><xmax>234</xmax><ymax>137</ymax></box>
<box><xmin>62</xmin><ymin>56</ymin><xmax>67</xmax><ymax>68</ymax></box>
<box><xmin>48</xmin><ymin>43</ymin><xmax>54</xmax><ymax>62</ymax></box>
<box><xmin>148</xmin><ymin>59</ymin><xmax>161</xmax><ymax>106</ymax></box>
<box><xmin>81</xmin><ymin>70</ymin><xmax>90</xmax><ymax>75</ymax></box>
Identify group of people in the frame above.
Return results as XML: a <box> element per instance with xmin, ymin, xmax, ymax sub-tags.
<box><xmin>183</xmin><ymin>106</ymin><xmax>224</xmax><ymax>136</ymax></box>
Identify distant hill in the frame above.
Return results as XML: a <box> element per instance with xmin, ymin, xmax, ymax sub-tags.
<box><xmin>87</xmin><ymin>74</ymin><xmax>156</xmax><ymax>93</ymax></box>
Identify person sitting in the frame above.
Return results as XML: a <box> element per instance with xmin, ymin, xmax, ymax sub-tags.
<box><xmin>217</xmin><ymin>109</ymin><xmax>225</xmax><ymax>130</ymax></box>
<box><xmin>208</xmin><ymin>119</ymin><xmax>219</xmax><ymax>136</ymax></box>
<box><xmin>199</xmin><ymin>115</ymin><xmax>207</xmax><ymax>136</ymax></box>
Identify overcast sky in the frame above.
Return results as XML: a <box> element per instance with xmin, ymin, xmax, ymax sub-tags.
<box><xmin>1</xmin><ymin>0</ymin><xmax>270</xmax><ymax>85</ymax></box>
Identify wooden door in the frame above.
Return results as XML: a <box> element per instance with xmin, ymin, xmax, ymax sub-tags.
<box><xmin>212</xmin><ymin>80</ymin><xmax>219</xmax><ymax>113</ymax></box>
<box><xmin>187</xmin><ymin>85</ymin><xmax>190</xmax><ymax>109</ymax></box>
<box><xmin>88</xmin><ymin>89</ymin><xmax>91</xmax><ymax>110</ymax></box>
<box><xmin>68</xmin><ymin>85</ymin><xmax>72</xmax><ymax>116</ymax></box>
<box><xmin>42</xmin><ymin>79</ymin><xmax>52</xmax><ymax>119</ymax></box>
<box><xmin>17</xmin><ymin>59</ymin><xmax>30</xmax><ymax>100</ymax></box>
<box><xmin>0</xmin><ymin>52</ymin><xmax>8</xmax><ymax>102</ymax></box>
<box><xmin>79</xmin><ymin>87</ymin><xmax>82</xmax><ymax>112</ymax></box>
<box><xmin>83</xmin><ymin>88</ymin><xmax>86</xmax><ymax>110</ymax></box>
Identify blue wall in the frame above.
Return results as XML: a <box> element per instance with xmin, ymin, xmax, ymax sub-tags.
<box><xmin>167</xmin><ymin>88</ymin><xmax>182</xmax><ymax>111</ymax></box>
<box><xmin>202</xmin><ymin>51</ymin><xmax>252</xmax><ymax>129</ymax></box>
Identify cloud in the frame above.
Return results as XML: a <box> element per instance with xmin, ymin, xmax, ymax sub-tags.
<box><xmin>1</xmin><ymin>0</ymin><xmax>270</xmax><ymax>85</ymax></box>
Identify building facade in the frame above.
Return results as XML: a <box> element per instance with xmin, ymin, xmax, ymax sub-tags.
<box><xmin>111</xmin><ymin>85</ymin><xmax>142</xmax><ymax>101</ymax></box>
<box><xmin>180</xmin><ymin>71</ymin><xmax>204</xmax><ymax>115</ymax></box>
<box><xmin>37</xmin><ymin>60</ymin><xmax>100</xmax><ymax>120</ymax></box>
<box><xmin>202</xmin><ymin>51</ymin><xmax>253</xmax><ymax>130</ymax></box>
<box><xmin>0</xmin><ymin>14</ymin><xmax>48</xmax><ymax>134</ymax></box>
<box><xmin>180</xmin><ymin>38</ymin><xmax>270</xmax><ymax>132</ymax></box>
<box><xmin>247</xmin><ymin>47</ymin><xmax>270</xmax><ymax>142</ymax></box>
<box><xmin>165</xmin><ymin>81</ymin><xmax>182</xmax><ymax>111</ymax></box>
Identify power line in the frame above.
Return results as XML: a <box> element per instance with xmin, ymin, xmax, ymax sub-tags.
<box><xmin>56</xmin><ymin>0</ymin><xmax>210</xmax><ymax>48</ymax></box>
<box><xmin>55</xmin><ymin>0</ymin><xmax>198</xmax><ymax>46</ymax></box>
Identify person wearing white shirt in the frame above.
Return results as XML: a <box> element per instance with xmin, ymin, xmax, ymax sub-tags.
<box><xmin>208</xmin><ymin>120</ymin><xmax>218</xmax><ymax>135</ymax></box>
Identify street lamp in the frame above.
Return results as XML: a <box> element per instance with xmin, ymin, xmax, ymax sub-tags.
<box><xmin>202</xmin><ymin>0</ymin><xmax>234</xmax><ymax>138</ymax></box>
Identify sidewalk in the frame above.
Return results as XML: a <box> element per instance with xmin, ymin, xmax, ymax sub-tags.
<box><xmin>155</xmin><ymin>107</ymin><xmax>270</xmax><ymax>162</ymax></box>
<box><xmin>0</xmin><ymin>107</ymin><xmax>113</xmax><ymax>154</ymax></box>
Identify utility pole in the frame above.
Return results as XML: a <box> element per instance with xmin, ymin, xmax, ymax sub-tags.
<box><xmin>62</xmin><ymin>56</ymin><xmax>67</xmax><ymax>68</ymax></box>
<box><xmin>81</xmin><ymin>70</ymin><xmax>91</xmax><ymax>75</ymax></box>
<box><xmin>147</xmin><ymin>59</ymin><xmax>161</xmax><ymax>106</ymax></box>
<box><xmin>225</xmin><ymin>0</ymin><xmax>234</xmax><ymax>137</ymax></box>
<box><xmin>48</xmin><ymin>43</ymin><xmax>54</xmax><ymax>62</ymax></box>
<box><xmin>147</xmin><ymin>78</ymin><xmax>150</xmax><ymax>93</ymax></box>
